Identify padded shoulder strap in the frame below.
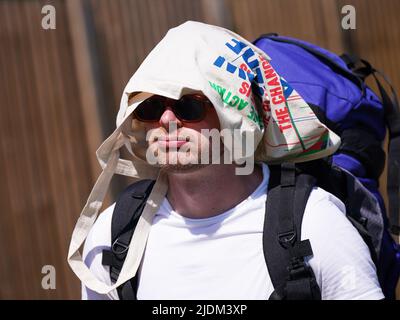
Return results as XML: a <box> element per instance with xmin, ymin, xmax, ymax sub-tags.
<box><xmin>102</xmin><ymin>179</ymin><xmax>155</xmax><ymax>299</ymax></box>
<box><xmin>264</xmin><ymin>162</ymin><xmax>321</xmax><ymax>300</ymax></box>
<box><xmin>111</xmin><ymin>179</ymin><xmax>156</xmax><ymax>243</ymax></box>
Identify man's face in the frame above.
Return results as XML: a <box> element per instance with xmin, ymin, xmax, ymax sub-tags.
<box><xmin>130</xmin><ymin>94</ymin><xmax>222</xmax><ymax>172</ymax></box>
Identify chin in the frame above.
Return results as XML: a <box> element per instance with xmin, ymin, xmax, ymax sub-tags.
<box><xmin>159</xmin><ymin>162</ymin><xmax>209</xmax><ymax>174</ymax></box>
<box><xmin>157</xmin><ymin>150</ymin><xmax>208</xmax><ymax>173</ymax></box>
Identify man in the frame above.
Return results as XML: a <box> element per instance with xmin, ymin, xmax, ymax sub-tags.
<box><xmin>69</xmin><ymin>21</ymin><xmax>384</xmax><ymax>300</ymax></box>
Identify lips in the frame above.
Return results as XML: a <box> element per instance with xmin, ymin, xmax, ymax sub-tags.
<box><xmin>155</xmin><ymin>136</ymin><xmax>190</xmax><ymax>148</ymax></box>
<box><xmin>157</xmin><ymin>136</ymin><xmax>189</xmax><ymax>141</ymax></box>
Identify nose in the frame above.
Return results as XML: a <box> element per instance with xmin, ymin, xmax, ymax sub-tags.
<box><xmin>159</xmin><ymin>106</ymin><xmax>182</xmax><ymax>130</ymax></box>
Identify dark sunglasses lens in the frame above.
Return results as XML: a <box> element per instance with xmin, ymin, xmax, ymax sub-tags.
<box><xmin>175</xmin><ymin>96</ymin><xmax>206</xmax><ymax>121</ymax></box>
<box><xmin>134</xmin><ymin>97</ymin><xmax>164</xmax><ymax>121</ymax></box>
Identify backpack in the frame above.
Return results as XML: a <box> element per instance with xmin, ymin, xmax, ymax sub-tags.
<box><xmin>253</xmin><ymin>33</ymin><xmax>400</xmax><ymax>299</ymax></box>
<box><xmin>101</xmin><ymin>34</ymin><xmax>400</xmax><ymax>300</ymax></box>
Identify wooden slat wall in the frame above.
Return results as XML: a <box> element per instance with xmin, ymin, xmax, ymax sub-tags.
<box><xmin>87</xmin><ymin>0</ymin><xmax>205</xmax><ymax>117</ymax></box>
<box><xmin>0</xmin><ymin>0</ymin><xmax>93</xmax><ymax>299</ymax></box>
<box><xmin>0</xmin><ymin>0</ymin><xmax>398</xmax><ymax>299</ymax></box>
<box><xmin>228</xmin><ymin>0</ymin><xmax>345</xmax><ymax>52</ymax></box>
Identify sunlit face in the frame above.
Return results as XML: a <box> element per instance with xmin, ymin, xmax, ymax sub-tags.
<box><xmin>130</xmin><ymin>94</ymin><xmax>222</xmax><ymax>172</ymax></box>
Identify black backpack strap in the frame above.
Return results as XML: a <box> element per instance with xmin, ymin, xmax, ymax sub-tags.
<box><xmin>102</xmin><ymin>179</ymin><xmax>156</xmax><ymax>299</ymax></box>
<box><xmin>341</xmin><ymin>54</ymin><xmax>400</xmax><ymax>236</ymax></box>
<box><xmin>264</xmin><ymin>162</ymin><xmax>321</xmax><ymax>300</ymax></box>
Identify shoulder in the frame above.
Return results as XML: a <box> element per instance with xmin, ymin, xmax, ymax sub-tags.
<box><xmin>301</xmin><ymin>187</ymin><xmax>356</xmax><ymax>253</ymax></box>
<box><xmin>301</xmin><ymin>187</ymin><xmax>384</xmax><ymax>300</ymax></box>
<box><xmin>301</xmin><ymin>187</ymin><xmax>348</xmax><ymax>234</ymax></box>
<box><xmin>84</xmin><ymin>203</ymin><xmax>115</xmax><ymax>253</ymax></box>
<box><xmin>83</xmin><ymin>203</ymin><xmax>114</xmax><ymax>270</ymax></box>
<box><xmin>305</xmin><ymin>186</ymin><xmax>346</xmax><ymax>217</ymax></box>
<box><xmin>81</xmin><ymin>203</ymin><xmax>118</xmax><ymax>300</ymax></box>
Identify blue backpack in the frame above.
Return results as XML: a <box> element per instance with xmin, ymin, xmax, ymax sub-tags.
<box><xmin>101</xmin><ymin>34</ymin><xmax>400</xmax><ymax>300</ymax></box>
<box><xmin>254</xmin><ymin>33</ymin><xmax>400</xmax><ymax>299</ymax></box>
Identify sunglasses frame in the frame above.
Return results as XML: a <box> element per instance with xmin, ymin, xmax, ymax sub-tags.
<box><xmin>133</xmin><ymin>94</ymin><xmax>213</xmax><ymax>123</ymax></box>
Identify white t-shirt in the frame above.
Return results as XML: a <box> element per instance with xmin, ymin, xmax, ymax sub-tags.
<box><xmin>82</xmin><ymin>164</ymin><xmax>384</xmax><ymax>300</ymax></box>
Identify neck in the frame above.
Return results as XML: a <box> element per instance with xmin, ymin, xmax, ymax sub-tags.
<box><xmin>164</xmin><ymin>163</ymin><xmax>263</xmax><ymax>219</ymax></box>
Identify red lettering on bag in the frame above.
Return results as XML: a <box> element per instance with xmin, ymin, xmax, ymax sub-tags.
<box><xmin>239</xmin><ymin>81</ymin><xmax>251</xmax><ymax>97</ymax></box>
<box><xmin>240</xmin><ymin>63</ymin><xmax>249</xmax><ymax>73</ymax></box>
<box><xmin>270</xmin><ymin>86</ymin><xmax>282</xmax><ymax>97</ymax></box>
<box><xmin>260</xmin><ymin>56</ymin><xmax>276</xmax><ymax>79</ymax></box>
<box><xmin>267</xmin><ymin>76</ymin><xmax>280</xmax><ymax>87</ymax></box>
<box><xmin>263</xmin><ymin>66</ymin><xmax>276</xmax><ymax>79</ymax></box>
<box><xmin>279</xmin><ymin>123</ymin><xmax>292</xmax><ymax>131</ymax></box>
<box><xmin>262</xmin><ymin>100</ymin><xmax>270</xmax><ymax>112</ymax></box>
<box><xmin>272</xmin><ymin>96</ymin><xmax>285</xmax><ymax>104</ymax></box>
<box><xmin>275</xmin><ymin>107</ymin><xmax>292</xmax><ymax>132</ymax></box>
<box><xmin>270</xmin><ymin>86</ymin><xmax>285</xmax><ymax>104</ymax></box>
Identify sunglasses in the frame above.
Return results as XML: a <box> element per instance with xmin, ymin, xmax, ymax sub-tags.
<box><xmin>133</xmin><ymin>94</ymin><xmax>212</xmax><ymax>122</ymax></box>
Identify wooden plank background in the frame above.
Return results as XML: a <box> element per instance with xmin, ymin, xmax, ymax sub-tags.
<box><xmin>0</xmin><ymin>0</ymin><xmax>398</xmax><ymax>299</ymax></box>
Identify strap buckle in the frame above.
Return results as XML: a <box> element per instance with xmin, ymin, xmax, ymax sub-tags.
<box><xmin>112</xmin><ymin>239</ymin><xmax>129</xmax><ymax>255</ymax></box>
<box><xmin>278</xmin><ymin>231</ymin><xmax>297</xmax><ymax>249</ymax></box>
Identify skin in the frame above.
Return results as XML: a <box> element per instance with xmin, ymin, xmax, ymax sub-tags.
<box><xmin>134</xmin><ymin>95</ymin><xmax>263</xmax><ymax>219</ymax></box>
